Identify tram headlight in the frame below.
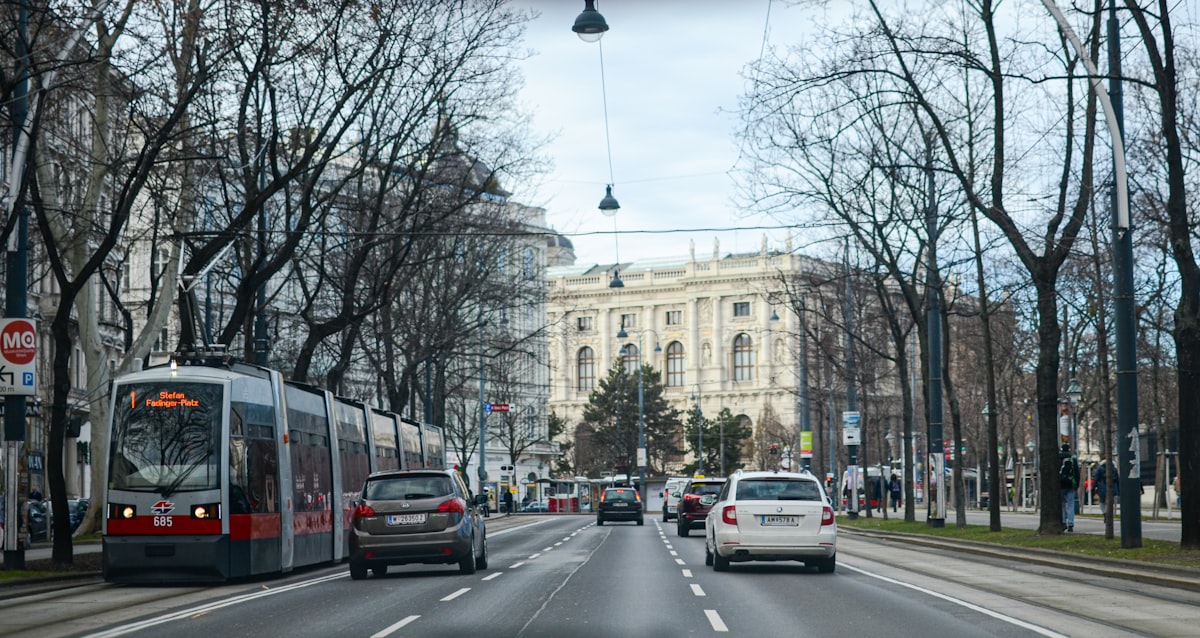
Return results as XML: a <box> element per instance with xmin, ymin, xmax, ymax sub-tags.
<box><xmin>192</xmin><ymin>503</ymin><xmax>222</xmax><ymax>520</ymax></box>
<box><xmin>108</xmin><ymin>503</ymin><xmax>137</xmax><ymax>519</ymax></box>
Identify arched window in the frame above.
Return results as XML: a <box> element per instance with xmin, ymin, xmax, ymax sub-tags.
<box><xmin>621</xmin><ymin>344</ymin><xmax>640</xmax><ymax>373</ymax></box>
<box><xmin>666</xmin><ymin>341</ymin><xmax>685</xmax><ymax>387</ymax></box>
<box><xmin>578</xmin><ymin>347</ymin><xmax>596</xmax><ymax>391</ymax></box>
<box><xmin>733</xmin><ymin>333</ymin><xmax>754</xmax><ymax>381</ymax></box>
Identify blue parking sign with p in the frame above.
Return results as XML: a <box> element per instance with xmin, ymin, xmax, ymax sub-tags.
<box><xmin>23</xmin><ymin>372</ymin><xmax>33</xmax><ymax>386</ymax></box>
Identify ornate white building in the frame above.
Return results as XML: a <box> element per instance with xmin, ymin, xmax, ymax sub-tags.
<box><xmin>547</xmin><ymin>237</ymin><xmax>832</xmax><ymax>475</ymax></box>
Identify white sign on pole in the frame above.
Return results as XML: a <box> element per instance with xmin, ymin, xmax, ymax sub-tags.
<box><xmin>0</xmin><ymin>318</ymin><xmax>36</xmax><ymax>396</ymax></box>
<box><xmin>842</xmin><ymin>411</ymin><xmax>861</xmax><ymax>445</ymax></box>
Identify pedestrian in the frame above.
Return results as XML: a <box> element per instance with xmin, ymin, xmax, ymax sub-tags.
<box><xmin>888</xmin><ymin>473</ymin><xmax>902</xmax><ymax>512</ymax></box>
<box><xmin>1094</xmin><ymin>456</ymin><xmax>1118</xmax><ymax>515</ymax></box>
<box><xmin>28</xmin><ymin>488</ymin><xmax>42</xmax><ymax>502</ymax></box>
<box><xmin>1059</xmin><ymin>444</ymin><xmax>1080</xmax><ymax>532</ymax></box>
<box><xmin>503</xmin><ymin>490</ymin><xmax>514</xmax><ymax>516</ymax></box>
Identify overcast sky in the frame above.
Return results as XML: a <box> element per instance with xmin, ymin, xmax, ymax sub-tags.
<box><xmin>509</xmin><ymin>0</ymin><xmax>830</xmax><ymax>266</ymax></box>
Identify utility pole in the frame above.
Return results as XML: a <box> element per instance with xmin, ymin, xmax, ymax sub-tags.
<box><xmin>4</xmin><ymin>0</ymin><xmax>31</xmax><ymax>569</ymax></box>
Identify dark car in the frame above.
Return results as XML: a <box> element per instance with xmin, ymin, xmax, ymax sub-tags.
<box><xmin>596</xmin><ymin>487</ymin><xmax>644</xmax><ymax>526</ymax></box>
<box><xmin>675</xmin><ymin>477</ymin><xmax>726</xmax><ymax>537</ymax></box>
<box><xmin>348</xmin><ymin>469</ymin><xmax>489</xmax><ymax>579</ymax></box>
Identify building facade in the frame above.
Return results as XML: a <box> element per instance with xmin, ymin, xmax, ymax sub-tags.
<box><xmin>548</xmin><ymin>238</ymin><xmax>826</xmax><ymax>476</ymax></box>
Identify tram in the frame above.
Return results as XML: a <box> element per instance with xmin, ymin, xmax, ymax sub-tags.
<box><xmin>102</xmin><ymin>351</ymin><xmax>444</xmax><ymax>583</ymax></box>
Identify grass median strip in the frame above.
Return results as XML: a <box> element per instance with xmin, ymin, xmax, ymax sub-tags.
<box><xmin>838</xmin><ymin>516</ymin><xmax>1200</xmax><ymax>569</ymax></box>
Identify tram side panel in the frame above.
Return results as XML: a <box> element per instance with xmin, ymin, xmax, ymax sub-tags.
<box><xmin>422</xmin><ymin>423</ymin><xmax>446</xmax><ymax>469</ymax></box>
<box><xmin>227</xmin><ymin>374</ymin><xmax>283</xmax><ymax>577</ymax></box>
<box><xmin>371</xmin><ymin>408</ymin><xmax>401</xmax><ymax>471</ymax></box>
<box><xmin>399</xmin><ymin>417</ymin><xmax>423</xmax><ymax>471</ymax></box>
<box><xmin>284</xmin><ymin>383</ymin><xmax>336</xmax><ymax>567</ymax></box>
<box><xmin>333</xmin><ymin>398</ymin><xmax>371</xmax><ymax>560</ymax></box>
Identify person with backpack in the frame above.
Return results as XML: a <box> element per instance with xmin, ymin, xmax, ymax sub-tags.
<box><xmin>1094</xmin><ymin>455</ymin><xmax>1119</xmax><ymax>515</ymax></box>
<box><xmin>1059</xmin><ymin>444</ymin><xmax>1080</xmax><ymax>531</ymax></box>
<box><xmin>889</xmin><ymin>473</ymin><xmax>902</xmax><ymax>512</ymax></box>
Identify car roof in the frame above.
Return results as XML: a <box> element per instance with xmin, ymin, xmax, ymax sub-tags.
<box><xmin>686</xmin><ymin>478</ymin><xmax>726</xmax><ymax>484</ymax></box>
<box><xmin>366</xmin><ymin>469</ymin><xmax>452</xmax><ymax>479</ymax></box>
<box><xmin>730</xmin><ymin>470</ymin><xmax>818</xmax><ymax>481</ymax></box>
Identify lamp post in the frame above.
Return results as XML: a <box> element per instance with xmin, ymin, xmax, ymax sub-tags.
<box><xmin>691</xmin><ymin>384</ymin><xmax>703</xmax><ymax>475</ymax></box>
<box><xmin>1043</xmin><ymin>0</ymin><xmax>1139</xmax><ymax>549</ymax></box>
<box><xmin>617</xmin><ymin>324</ymin><xmax>659</xmax><ymax>503</ymax></box>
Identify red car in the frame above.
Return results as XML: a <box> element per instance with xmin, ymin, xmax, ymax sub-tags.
<box><xmin>675</xmin><ymin>477</ymin><xmax>726</xmax><ymax>537</ymax></box>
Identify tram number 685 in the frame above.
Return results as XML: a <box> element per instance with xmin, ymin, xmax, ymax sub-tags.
<box><xmin>153</xmin><ymin>516</ymin><xmax>173</xmax><ymax>527</ymax></box>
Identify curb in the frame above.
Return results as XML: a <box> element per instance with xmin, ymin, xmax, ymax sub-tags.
<box><xmin>843</xmin><ymin>527</ymin><xmax>1200</xmax><ymax>593</ymax></box>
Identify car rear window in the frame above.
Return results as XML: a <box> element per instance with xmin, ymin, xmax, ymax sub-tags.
<box><xmin>604</xmin><ymin>489</ymin><xmax>636</xmax><ymax>502</ymax></box>
<box><xmin>735</xmin><ymin>479</ymin><xmax>821</xmax><ymax>501</ymax></box>
<box><xmin>365</xmin><ymin>475</ymin><xmax>453</xmax><ymax>500</ymax></box>
<box><xmin>688</xmin><ymin>482</ymin><xmax>723</xmax><ymax>496</ymax></box>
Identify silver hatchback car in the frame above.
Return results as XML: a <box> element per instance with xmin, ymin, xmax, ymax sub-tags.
<box><xmin>704</xmin><ymin>469</ymin><xmax>836</xmax><ymax>573</ymax></box>
<box><xmin>349</xmin><ymin>469</ymin><xmax>488</xmax><ymax>579</ymax></box>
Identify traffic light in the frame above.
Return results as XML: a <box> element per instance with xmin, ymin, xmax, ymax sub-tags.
<box><xmin>769</xmin><ymin>444</ymin><xmax>779</xmax><ymax>455</ymax></box>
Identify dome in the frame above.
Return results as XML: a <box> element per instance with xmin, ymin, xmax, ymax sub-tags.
<box><xmin>546</xmin><ymin>234</ymin><xmax>574</xmax><ymax>250</ymax></box>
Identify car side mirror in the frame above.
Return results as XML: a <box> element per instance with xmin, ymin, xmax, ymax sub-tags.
<box><xmin>473</xmin><ymin>494</ymin><xmax>488</xmax><ymax>507</ymax></box>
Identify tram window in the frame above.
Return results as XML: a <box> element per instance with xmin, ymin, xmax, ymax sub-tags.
<box><xmin>248</xmin><ymin>423</ymin><xmax>273</xmax><ymax>439</ymax></box>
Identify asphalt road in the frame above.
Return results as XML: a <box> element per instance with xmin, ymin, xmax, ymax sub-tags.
<box><xmin>6</xmin><ymin>514</ymin><xmax>1199</xmax><ymax>637</ymax></box>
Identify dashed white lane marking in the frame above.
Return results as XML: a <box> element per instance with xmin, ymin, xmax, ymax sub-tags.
<box><xmin>510</xmin><ymin>562</ymin><xmax>526</xmax><ymax>568</ymax></box>
<box><xmin>675</xmin><ymin>558</ymin><xmax>686</xmax><ymax>565</ymax></box>
<box><xmin>371</xmin><ymin>615</ymin><xmax>420</xmax><ymax>638</ymax></box>
<box><xmin>681</xmin><ymin>569</ymin><xmax>693</xmax><ymax>577</ymax></box>
<box><xmin>543</xmin><ymin>546</ymin><xmax>554</xmax><ymax>551</ymax></box>
<box><xmin>841</xmin><ymin>564</ymin><xmax>1068</xmax><ymax>637</ymax></box>
<box><xmin>554</xmin><ymin>542</ymin><xmax>564</xmax><ymax>546</ymax></box>
<box><xmin>528</xmin><ymin>553</ymin><xmax>542</xmax><ymax>559</ymax></box>
<box><xmin>669</xmin><ymin>550</ymin><xmax>678</xmax><ymax>556</ymax></box>
<box><xmin>705</xmin><ymin>610</ymin><xmax>729</xmax><ymax>632</ymax></box>
<box><xmin>440</xmin><ymin>588</ymin><xmax>470</xmax><ymax>602</ymax></box>
<box><xmin>482</xmin><ymin>573</ymin><xmax>502</xmax><ymax>581</ymax></box>
<box><xmin>691</xmin><ymin>584</ymin><xmax>706</xmax><ymax>597</ymax></box>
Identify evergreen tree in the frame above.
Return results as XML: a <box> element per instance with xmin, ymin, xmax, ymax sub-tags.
<box><xmin>580</xmin><ymin>360</ymin><xmax>683</xmax><ymax>477</ymax></box>
<box><xmin>683</xmin><ymin>406</ymin><xmax>753</xmax><ymax>475</ymax></box>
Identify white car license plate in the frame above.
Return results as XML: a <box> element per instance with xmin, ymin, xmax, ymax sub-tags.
<box><xmin>667</xmin><ymin>505</ymin><xmax>676</xmax><ymax>513</ymax></box>
<box><xmin>761</xmin><ymin>515</ymin><xmax>799</xmax><ymax>526</ymax></box>
<box><xmin>613</xmin><ymin>502</ymin><xmax>628</xmax><ymax>507</ymax></box>
<box><xmin>387</xmin><ymin>513</ymin><xmax>426</xmax><ymax>525</ymax></box>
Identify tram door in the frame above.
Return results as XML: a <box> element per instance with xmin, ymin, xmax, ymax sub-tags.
<box><xmin>284</xmin><ymin>383</ymin><xmax>336</xmax><ymax>567</ymax></box>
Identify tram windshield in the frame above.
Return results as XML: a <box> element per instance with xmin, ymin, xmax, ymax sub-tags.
<box><xmin>110</xmin><ymin>382</ymin><xmax>223</xmax><ymax>494</ymax></box>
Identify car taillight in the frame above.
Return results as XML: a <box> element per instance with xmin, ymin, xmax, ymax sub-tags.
<box><xmin>437</xmin><ymin>497</ymin><xmax>466</xmax><ymax>514</ymax></box>
<box><xmin>354</xmin><ymin>503</ymin><xmax>377</xmax><ymax>519</ymax></box>
<box><xmin>821</xmin><ymin>505</ymin><xmax>835</xmax><ymax>526</ymax></box>
<box><xmin>683</xmin><ymin>494</ymin><xmax>700</xmax><ymax>501</ymax></box>
<box><xmin>722</xmin><ymin>505</ymin><xmax>737</xmax><ymax>525</ymax></box>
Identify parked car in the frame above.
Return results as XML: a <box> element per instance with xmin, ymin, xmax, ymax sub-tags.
<box><xmin>27</xmin><ymin>500</ymin><xmax>47</xmax><ymax>542</ymax></box>
<box><xmin>596</xmin><ymin>487</ymin><xmax>644</xmax><ymax>526</ymax></box>
<box><xmin>675</xmin><ymin>477</ymin><xmax>725</xmax><ymax>537</ymax></box>
<box><xmin>348</xmin><ymin>469</ymin><xmax>488</xmax><ymax>579</ymax></box>
<box><xmin>660</xmin><ymin>477</ymin><xmax>689</xmax><ymax>521</ymax></box>
<box><xmin>520</xmin><ymin>501</ymin><xmax>550</xmax><ymax>513</ymax></box>
<box><xmin>704</xmin><ymin>469</ymin><xmax>836</xmax><ymax>573</ymax></box>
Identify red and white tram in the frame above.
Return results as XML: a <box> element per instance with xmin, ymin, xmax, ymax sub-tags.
<box><xmin>102</xmin><ymin>354</ymin><xmax>443</xmax><ymax>583</ymax></box>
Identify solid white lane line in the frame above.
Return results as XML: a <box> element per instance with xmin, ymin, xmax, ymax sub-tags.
<box><xmin>370</xmin><ymin>615</ymin><xmax>421</xmax><ymax>638</ymax></box>
<box><xmin>705</xmin><ymin>610</ymin><xmax>729</xmax><ymax>632</ymax></box>
<box><xmin>86</xmin><ymin>572</ymin><xmax>348</xmax><ymax>637</ymax></box>
<box><xmin>841</xmin><ymin>564</ymin><xmax>1068</xmax><ymax>638</ymax></box>
<box><xmin>681</xmin><ymin>569</ymin><xmax>693</xmax><ymax>577</ymax></box>
<box><xmin>441</xmin><ymin>588</ymin><xmax>471</xmax><ymax>602</ymax></box>
<box><xmin>691</xmin><ymin>584</ymin><xmax>706</xmax><ymax>597</ymax></box>
<box><xmin>482</xmin><ymin>572</ymin><xmax>502</xmax><ymax>581</ymax></box>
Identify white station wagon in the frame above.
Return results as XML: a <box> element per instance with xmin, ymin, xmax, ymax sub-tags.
<box><xmin>704</xmin><ymin>469</ymin><xmax>837</xmax><ymax>573</ymax></box>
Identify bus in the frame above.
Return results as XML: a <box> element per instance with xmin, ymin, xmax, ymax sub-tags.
<box><xmin>102</xmin><ymin>352</ymin><xmax>445</xmax><ymax>583</ymax></box>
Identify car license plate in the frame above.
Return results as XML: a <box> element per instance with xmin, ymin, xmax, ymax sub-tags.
<box><xmin>612</xmin><ymin>502</ymin><xmax>627</xmax><ymax>507</ymax></box>
<box><xmin>667</xmin><ymin>505</ymin><xmax>676</xmax><ymax>513</ymax></box>
<box><xmin>761</xmin><ymin>515</ymin><xmax>799</xmax><ymax>526</ymax></box>
<box><xmin>387</xmin><ymin>513</ymin><xmax>426</xmax><ymax>525</ymax></box>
